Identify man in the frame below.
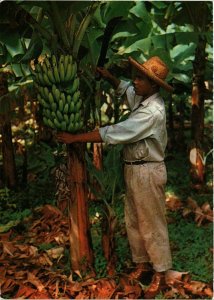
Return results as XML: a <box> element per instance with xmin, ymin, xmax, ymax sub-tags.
<box><xmin>57</xmin><ymin>56</ymin><xmax>174</xmax><ymax>298</ymax></box>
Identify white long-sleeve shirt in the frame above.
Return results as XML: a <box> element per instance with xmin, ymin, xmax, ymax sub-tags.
<box><xmin>99</xmin><ymin>80</ymin><xmax>167</xmax><ymax>162</ymax></box>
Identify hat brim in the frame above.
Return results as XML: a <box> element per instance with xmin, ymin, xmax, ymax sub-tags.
<box><xmin>129</xmin><ymin>57</ymin><xmax>174</xmax><ymax>93</ymax></box>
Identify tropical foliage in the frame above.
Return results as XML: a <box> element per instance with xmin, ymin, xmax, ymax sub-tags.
<box><xmin>0</xmin><ymin>1</ymin><xmax>213</xmax><ymax>299</ymax></box>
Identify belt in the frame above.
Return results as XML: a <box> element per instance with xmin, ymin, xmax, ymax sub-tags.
<box><xmin>124</xmin><ymin>160</ymin><xmax>147</xmax><ymax>165</ymax></box>
<box><xmin>124</xmin><ymin>160</ymin><xmax>161</xmax><ymax>165</ymax></box>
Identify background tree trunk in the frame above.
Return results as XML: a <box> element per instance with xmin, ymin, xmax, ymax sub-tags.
<box><xmin>190</xmin><ymin>35</ymin><xmax>207</xmax><ymax>185</ymax></box>
<box><xmin>0</xmin><ymin>73</ymin><xmax>17</xmax><ymax>189</ymax></box>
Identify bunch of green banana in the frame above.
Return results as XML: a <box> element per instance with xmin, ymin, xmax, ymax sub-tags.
<box><xmin>33</xmin><ymin>54</ymin><xmax>83</xmax><ymax>133</ymax></box>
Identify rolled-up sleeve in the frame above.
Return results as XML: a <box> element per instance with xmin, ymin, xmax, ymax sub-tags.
<box><xmin>116</xmin><ymin>80</ymin><xmax>141</xmax><ymax>111</ymax></box>
<box><xmin>99</xmin><ymin>109</ymin><xmax>154</xmax><ymax>145</ymax></box>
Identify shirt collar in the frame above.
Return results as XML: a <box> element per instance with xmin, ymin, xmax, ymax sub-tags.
<box><xmin>141</xmin><ymin>92</ymin><xmax>160</xmax><ymax>107</ymax></box>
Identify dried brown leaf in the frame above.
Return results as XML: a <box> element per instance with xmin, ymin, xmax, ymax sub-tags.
<box><xmin>2</xmin><ymin>241</ymin><xmax>16</xmax><ymax>256</ymax></box>
<box><xmin>35</xmin><ymin>252</ymin><xmax>53</xmax><ymax>266</ymax></box>
<box><xmin>165</xmin><ymin>270</ymin><xmax>190</xmax><ymax>285</ymax></box>
<box><xmin>201</xmin><ymin>201</ymin><xmax>212</xmax><ymax>213</ymax></box>
<box><xmin>183</xmin><ymin>280</ymin><xmax>213</xmax><ymax>296</ymax></box>
<box><xmin>46</xmin><ymin>246</ymin><xmax>64</xmax><ymax>260</ymax></box>
<box><xmin>15</xmin><ymin>284</ymin><xmax>36</xmax><ymax>299</ymax></box>
<box><xmin>182</xmin><ymin>207</ymin><xmax>192</xmax><ymax>217</ymax></box>
<box><xmin>23</xmin><ymin>272</ymin><xmax>45</xmax><ymax>292</ymax></box>
<box><xmin>166</xmin><ymin>195</ymin><xmax>183</xmax><ymax>211</ymax></box>
<box><xmin>94</xmin><ymin>279</ymin><xmax>117</xmax><ymax>299</ymax></box>
<box><xmin>187</xmin><ymin>197</ymin><xmax>198</xmax><ymax>209</ymax></box>
<box><xmin>1</xmin><ymin>278</ymin><xmax>17</xmax><ymax>293</ymax></box>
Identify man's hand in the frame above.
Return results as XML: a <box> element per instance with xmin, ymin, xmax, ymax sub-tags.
<box><xmin>56</xmin><ymin>132</ymin><xmax>77</xmax><ymax>144</ymax></box>
<box><xmin>96</xmin><ymin>67</ymin><xmax>113</xmax><ymax>80</ymax></box>
<box><xmin>96</xmin><ymin>67</ymin><xmax>120</xmax><ymax>89</ymax></box>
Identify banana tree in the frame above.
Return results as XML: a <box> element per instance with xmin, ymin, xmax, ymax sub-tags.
<box><xmin>164</xmin><ymin>1</ymin><xmax>213</xmax><ymax>185</ymax></box>
<box><xmin>0</xmin><ymin>0</ymin><xmax>101</xmax><ymax>275</ymax></box>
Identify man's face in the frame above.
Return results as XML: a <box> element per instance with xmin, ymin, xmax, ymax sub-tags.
<box><xmin>133</xmin><ymin>71</ymin><xmax>156</xmax><ymax>97</ymax></box>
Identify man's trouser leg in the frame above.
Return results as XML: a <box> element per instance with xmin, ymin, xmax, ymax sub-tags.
<box><xmin>124</xmin><ymin>162</ymin><xmax>172</xmax><ymax>272</ymax></box>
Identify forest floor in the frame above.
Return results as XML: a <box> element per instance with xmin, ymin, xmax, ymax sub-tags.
<box><xmin>0</xmin><ymin>147</ymin><xmax>213</xmax><ymax>299</ymax></box>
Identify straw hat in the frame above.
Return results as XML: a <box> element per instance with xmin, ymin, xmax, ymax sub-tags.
<box><xmin>129</xmin><ymin>56</ymin><xmax>174</xmax><ymax>92</ymax></box>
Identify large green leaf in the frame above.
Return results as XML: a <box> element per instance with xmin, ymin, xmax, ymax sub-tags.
<box><xmin>103</xmin><ymin>1</ymin><xmax>133</xmax><ymax>22</ymax></box>
<box><xmin>129</xmin><ymin>2</ymin><xmax>152</xmax><ymax>36</ymax></box>
<box><xmin>175</xmin><ymin>32</ymin><xmax>199</xmax><ymax>44</ymax></box>
<box><xmin>172</xmin><ymin>73</ymin><xmax>191</xmax><ymax>84</ymax></box>
<box><xmin>111</xmin><ymin>20</ymin><xmax>138</xmax><ymax>41</ymax></box>
<box><xmin>171</xmin><ymin>44</ymin><xmax>196</xmax><ymax>63</ymax></box>
<box><xmin>0</xmin><ymin>26</ymin><xmax>24</xmax><ymax>58</ymax></box>
<box><xmin>118</xmin><ymin>37</ymin><xmax>151</xmax><ymax>55</ymax></box>
<box><xmin>19</xmin><ymin>33</ymin><xmax>43</xmax><ymax>62</ymax></box>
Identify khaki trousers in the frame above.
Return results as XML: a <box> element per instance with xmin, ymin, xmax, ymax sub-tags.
<box><xmin>124</xmin><ymin>161</ymin><xmax>172</xmax><ymax>272</ymax></box>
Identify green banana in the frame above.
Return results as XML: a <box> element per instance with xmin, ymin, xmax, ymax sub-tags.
<box><xmin>59</xmin><ymin>62</ymin><xmax>65</xmax><ymax>82</ymax></box>
<box><xmin>52</xmin><ymin>55</ymin><xmax>57</xmax><ymax>66</ymax></box>
<box><xmin>64</xmin><ymin>103</ymin><xmax>69</xmax><ymax>114</ymax></box>
<box><xmin>38</xmin><ymin>87</ymin><xmax>45</xmax><ymax>99</ymax></box>
<box><xmin>59</xmin><ymin>99</ymin><xmax>64</xmax><ymax>112</ymax></box>
<box><xmin>43</xmin><ymin>116</ymin><xmax>49</xmax><ymax>127</ymax></box>
<box><xmin>61</xmin><ymin>121</ymin><xmax>66</xmax><ymax>131</ymax></box>
<box><xmin>73</xmin><ymin>90</ymin><xmax>80</xmax><ymax>104</ymax></box>
<box><xmin>70</xmin><ymin>113</ymin><xmax>75</xmax><ymax>123</ymax></box>
<box><xmin>47</xmin><ymin>69</ymin><xmax>56</xmax><ymax>83</ymax></box>
<box><xmin>47</xmin><ymin>118</ymin><xmax>55</xmax><ymax>129</ymax></box>
<box><xmin>53</xmin><ymin>65</ymin><xmax>60</xmax><ymax>83</ymax></box>
<box><xmin>44</xmin><ymin>108</ymin><xmax>51</xmax><ymax>118</ymax></box>
<box><xmin>38</xmin><ymin>95</ymin><xmax>49</xmax><ymax>109</ymax></box>
<box><xmin>74</xmin><ymin>112</ymin><xmax>80</xmax><ymax>122</ymax></box>
<box><xmin>34</xmin><ymin>53</ymin><xmax>84</xmax><ymax>133</ymax></box>
<box><xmin>51</xmin><ymin>111</ymin><xmax>57</xmax><ymax>119</ymax></box>
<box><xmin>59</xmin><ymin>54</ymin><xmax>64</xmax><ymax>65</ymax></box>
<box><xmin>76</xmin><ymin>99</ymin><xmax>82</xmax><ymax>111</ymax></box>
<box><xmin>44</xmin><ymin>87</ymin><xmax>49</xmax><ymax>100</ymax></box>
<box><xmin>55</xmin><ymin>89</ymin><xmax>61</xmax><ymax>102</ymax></box>
<box><xmin>56</xmin><ymin>110</ymin><xmax>63</xmax><ymax>122</ymax></box>
<box><xmin>44</xmin><ymin>57</ymin><xmax>51</xmax><ymax>68</ymax></box>
<box><xmin>51</xmin><ymin>102</ymin><xmax>57</xmax><ymax>111</ymax></box>
<box><xmin>35</xmin><ymin>64</ymin><xmax>42</xmax><ymax>73</ymax></box>
<box><xmin>68</xmin><ymin>55</ymin><xmax>73</xmax><ymax>65</ymax></box>
<box><xmin>48</xmin><ymin>92</ymin><xmax>55</xmax><ymax>105</ymax></box>
<box><xmin>70</xmin><ymin>62</ymin><xmax>77</xmax><ymax>81</ymax></box>
<box><xmin>43</xmin><ymin>73</ymin><xmax>52</xmax><ymax>86</ymax></box>
<box><xmin>61</xmin><ymin>92</ymin><xmax>66</xmax><ymax>105</ymax></box>
<box><xmin>42</xmin><ymin>63</ymin><xmax>48</xmax><ymax>74</ymax></box>
<box><xmin>69</xmin><ymin>101</ymin><xmax>75</xmax><ymax>113</ymax></box>
<box><xmin>64</xmin><ymin>114</ymin><xmax>69</xmax><ymax>124</ymax></box>
<box><xmin>70</xmin><ymin>77</ymin><xmax>79</xmax><ymax>94</ymax></box>
<box><xmin>54</xmin><ymin>118</ymin><xmax>61</xmax><ymax>129</ymax></box>
<box><xmin>64</xmin><ymin>55</ymin><xmax>69</xmax><ymax>74</ymax></box>
<box><xmin>64</xmin><ymin>63</ymin><xmax>72</xmax><ymax>82</ymax></box>
<box><xmin>68</xmin><ymin>122</ymin><xmax>74</xmax><ymax>133</ymax></box>
<box><xmin>38</xmin><ymin>73</ymin><xmax>44</xmax><ymax>86</ymax></box>
<box><xmin>67</xmin><ymin>95</ymin><xmax>72</xmax><ymax>104</ymax></box>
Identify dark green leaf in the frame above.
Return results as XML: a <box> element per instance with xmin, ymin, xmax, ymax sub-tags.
<box><xmin>0</xmin><ymin>26</ymin><xmax>24</xmax><ymax>58</ymax></box>
<box><xmin>19</xmin><ymin>33</ymin><xmax>43</xmax><ymax>62</ymax></box>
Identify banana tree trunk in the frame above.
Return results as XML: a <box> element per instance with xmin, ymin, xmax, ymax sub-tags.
<box><xmin>0</xmin><ymin>73</ymin><xmax>17</xmax><ymax>189</ymax></box>
<box><xmin>190</xmin><ymin>35</ymin><xmax>206</xmax><ymax>185</ymax></box>
<box><xmin>67</xmin><ymin>143</ymin><xmax>93</xmax><ymax>274</ymax></box>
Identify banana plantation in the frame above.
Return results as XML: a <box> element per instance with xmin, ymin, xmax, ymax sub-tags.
<box><xmin>0</xmin><ymin>1</ymin><xmax>213</xmax><ymax>299</ymax></box>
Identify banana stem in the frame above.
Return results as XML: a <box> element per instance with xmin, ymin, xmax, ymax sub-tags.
<box><xmin>73</xmin><ymin>2</ymin><xmax>99</xmax><ymax>59</ymax></box>
<box><xmin>49</xmin><ymin>1</ymin><xmax>71</xmax><ymax>51</ymax></box>
<box><xmin>68</xmin><ymin>14</ymin><xmax>76</xmax><ymax>48</ymax></box>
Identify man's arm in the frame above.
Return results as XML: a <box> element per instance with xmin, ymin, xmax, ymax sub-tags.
<box><xmin>96</xmin><ymin>67</ymin><xmax>120</xmax><ymax>89</ymax></box>
<box><xmin>56</xmin><ymin>129</ymin><xmax>102</xmax><ymax>144</ymax></box>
